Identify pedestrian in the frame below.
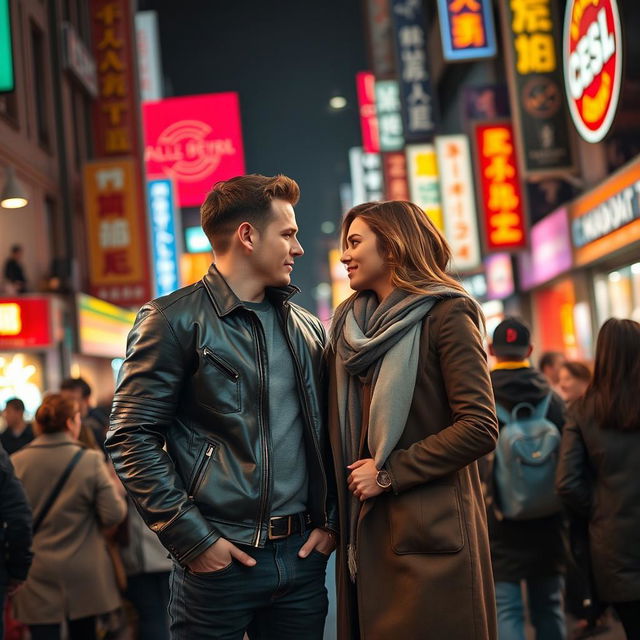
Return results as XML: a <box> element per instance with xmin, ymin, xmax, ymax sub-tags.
<box><xmin>539</xmin><ymin>351</ymin><xmax>566</xmax><ymax>396</ymax></box>
<box><xmin>3</xmin><ymin>245</ymin><xmax>27</xmax><ymax>294</ymax></box>
<box><xmin>557</xmin><ymin>318</ymin><xmax>640</xmax><ymax>639</ymax></box>
<box><xmin>1</xmin><ymin>398</ymin><xmax>34</xmax><ymax>455</ymax></box>
<box><xmin>557</xmin><ymin>361</ymin><xmax>591</xmax><ymax>406</ymax></box>
<box><xmin>328</xmin><ymin>200</ymin><xmax>498</xmax><ymax>639</ymax></box>
<box><xmin>0</xmin><ymin>443</ymin><xmax>33</xmax><ymax>640</ymax></box>
<box><xmin>60</xmin><ymin>378</ymin><xmax>107</xmax><ymax>450</ymax></box>
<box><xmin>11</xmin><ymin>393</ymin><xmax>127</xmax><ymax>640</ymax></box>
<box><xmin>487</xmin><ymin>318</ymin><xmax>567</xmax><ymax>640</ymax></box>
<box><xmin>106</xmin><ymin>174</ymin><xmax>337</xmax><ymax>639</ymax></box>
<box><xmin>120</xmin><ymin>499</ymin><xmax>172</xmax><ymax>640</ymax></box>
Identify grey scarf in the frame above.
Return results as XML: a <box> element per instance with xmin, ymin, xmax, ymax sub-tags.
<box><xmin>331</xmin><ymin>286</ymin><xmax>465</xmax><ymax>580</ymax></box>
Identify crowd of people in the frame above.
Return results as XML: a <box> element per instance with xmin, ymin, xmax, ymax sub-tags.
<box><xmin>0</xmin><ymin>176</ymin><xmax>638</xmax><ymax>640</ymax></box>
<box><xmin>0</xmin><ymin>378</ymin><xmax>171</xmax><ymax>640</ymax></box>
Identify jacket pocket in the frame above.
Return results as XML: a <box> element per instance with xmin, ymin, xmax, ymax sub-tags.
<box><xmin>188</xmin><ymin>440</ymin><xmax>218</xmax><ymax>500</ymax></box>
<box><xmin>195</xmin><ymin>346</ymin><xmax>241</xmax><ymax>414</ymax></box>
<box><xmin>388</xmin><ymin>483</ymin><xmax>464</xmax><ymax>554</ymax></box>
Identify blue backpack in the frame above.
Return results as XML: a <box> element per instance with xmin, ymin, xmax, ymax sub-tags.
<box><xmin>494</xmin><ymin>394</ymin><xmax>562</xmax><ymax>520</ymax></box>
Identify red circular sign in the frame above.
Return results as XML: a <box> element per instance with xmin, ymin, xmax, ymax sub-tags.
<box><xmin>563</xmin><ymin>0</ymin><xmax>622</xmax><ymax>143</ymax></box>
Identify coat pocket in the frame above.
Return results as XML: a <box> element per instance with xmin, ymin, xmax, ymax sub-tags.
<box><xmin>188</xmin><ymin>440</ymin><xmax>218</xmax><ymax>500</ymax></box>
<box><xmin>195</xmin><ymin>346</ymin><xmax>241</xmax><ymax>414</ymax></box>
<box><xmin>388</xmin><ymin>483</ymin><xmax>464</xmax><ymax>554</ymax></box>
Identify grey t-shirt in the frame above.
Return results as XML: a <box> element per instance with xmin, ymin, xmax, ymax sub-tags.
<box><xmin>244</xmin><ymin>299</ymin><xmax>308</xmax><ymax>516</ymax></box>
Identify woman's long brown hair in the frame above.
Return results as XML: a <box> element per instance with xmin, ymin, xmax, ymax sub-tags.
<box><xmin>587</xmin><ymin>318</ymin><xmax>640</xmax><ymax>431</ymax></box>
<box><xmin>341</xmin><ymin>201</ymin><xmax>468</xmax><ymax>297</ymax></box>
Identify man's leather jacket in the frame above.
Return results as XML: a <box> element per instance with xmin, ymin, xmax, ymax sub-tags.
<box><xmin>106</xmin><ymin>265</ymin><xmax>337</xmax><ymax>566</ymax></box>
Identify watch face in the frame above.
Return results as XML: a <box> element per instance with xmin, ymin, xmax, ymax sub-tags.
<box><xmin>377</xmin><ymin>470</ymin><xmax>391</xmax><ymax>488</ymax></box>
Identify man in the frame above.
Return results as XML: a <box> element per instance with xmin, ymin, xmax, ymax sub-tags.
<box><xmin>0</xmin><ymin>443</ymin><xmax>33</xmax><ymax>640</ymax></box>
<box><xmin>1</xmin><ymin>398</ymin><xmax>34</xmax><ymax>455</ymax></box>
<box><xmin>106</xmin><ymin>174</ymin><xmax>337</xmax><ymax>639</ymax></box>
<box><xmin>539</xmin><ymin>351</ymin><xmax>566</xmax><ymax>396</ymax></box>
<box><xmin>486</xmin><ymin>318</ymin><xmax>567</xmax><ymax>640</ymax></box>
<box><xmin>3</xmin><ymin>245</ymin><xmax>27</xmax><ymax>293</ymax></box>
<box><xmin>60</xmin><ymin>377</ymin><xmax>108</xmax><ymax>449</ymax></box>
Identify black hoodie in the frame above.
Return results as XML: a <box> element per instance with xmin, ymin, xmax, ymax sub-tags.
<box><xmin>486</xmin><ymin>365</ymin><xmax>567</xmax><ymax>582</ymax></box>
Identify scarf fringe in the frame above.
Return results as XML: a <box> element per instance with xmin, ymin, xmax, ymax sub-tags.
<box><xmin>347</xmin><ymin>543</ymin><xmax>357</xmax><ymax>582</ymax></box>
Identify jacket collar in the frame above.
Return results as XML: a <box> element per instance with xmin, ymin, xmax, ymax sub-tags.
<box><xmin>202</xmin><ymin>263</ymin><xmax>299</xmax><ymax>318</ymax></box>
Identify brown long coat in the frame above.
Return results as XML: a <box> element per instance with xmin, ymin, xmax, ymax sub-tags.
<box><xmin>329</xmin><ymin>296</ymin><xmax>499</xmax><ymax>639</ymax></box>
<box><xmin>11</xmin><ymin>432</ymin><xmax>126</xmax><ymax>624</ymax></box>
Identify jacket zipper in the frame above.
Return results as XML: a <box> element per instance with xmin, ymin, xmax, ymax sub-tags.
<box><xmin>188</xmin><ymin>443</ymin><xmax>216</xmax><ymax>499</ymax></box>
<box><xmin>203</xmin><ymin>347</ymin><xmax>239</xmax><ymax>381</ymax></box>
<box><xmin>282</xmin><ymin>306</ymin><xmax>328</xmax><ymax>528</ymax></box>
<box><xmin>249</xmin><ymin>315</ymin><xmax>271</xmax><ymax>547</ymax></box>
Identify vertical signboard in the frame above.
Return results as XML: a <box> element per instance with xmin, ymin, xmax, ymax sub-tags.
<box><xmin>435</xmin><ymin>135</ymin><xmax>481</xmax><ymax>271</ymax></box>
<box><xmin>500</xmin><ymin>0</ymin><xmax>574</xmax><ymax>173</ymax></box>
<box><xmin>349</xmin><ymin>147</ymin><xmax>383</xmax><ymax>205</ymax></box>
<box><xmin>356</xmin><ymin>72</ymin><xmax>380</xmax><ymax>153</ymax></box>
<box><xmin>143</xmin><ymin>93</ymin><xmax>246</xmax><ymax>209</ymax></box>
<box><xmin>83</xmin><ymin>159</ymin><xmax>152</xmax><ymax>306</ymax></box>
<box><xmin>91</xmin><ymin>0</ymin><xmax>142</xmax><ymax>158</ymax></box>
<box><xmin>390</xmin><ymin>0</ymin><xmax>437</xmax><ymax>141</ymax></box>
<box><xmin>375</xmin><ymin>80</ymin><xmax>404</xmax><ymax>152</ymax></box>
<box><xmin>382</xmin><ymin>152</ymin><xmax>410</xmax><ymax>201</ymax></box>
<box><xmin>0</xmin><ymin>0</ymin><xmax>14</xmax><ymax>93</ymax></box>
<box><xmin>135</xmin><ymin>11</ymin><xmax>163</xmax><ymax>102</ymax></box>
<box><xmin>406</xmin><ymin>144</ymin><xmax>443</xmax><ymax>231</ymax></box>
<box><xmin>437</xmin><ymin>0</ymin><xmax>497</xmax><ymax>62</ymax></box>
<box><xmin>563</xmin><ymin>0</ymin><xmax>622</xmax><ymax>144</ymax></box>
<box><xmin>363</xmin><ymin>0</ymin><xmax>396</xmax><ymax>78</ymax></box>
<box><xmin>146</xmin><ymin>178</ymin><xmax>181</xmax><ymax>297</ymax></box>
<box><xmin>474</xmin><ymin>122</ymin><xmax>527</xmax><ymax>252</ymax></box>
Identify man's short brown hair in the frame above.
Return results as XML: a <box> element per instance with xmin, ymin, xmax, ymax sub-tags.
<box><xmin>200</xmin><ymin>174</ymin><xmax>300</xmax><ymax>254</ymax></box>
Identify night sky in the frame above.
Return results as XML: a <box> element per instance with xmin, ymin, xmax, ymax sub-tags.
<box><xmin>139</xmin><ymin>1</ymin><xmax>368</xmax><ymax>310</ymax></box>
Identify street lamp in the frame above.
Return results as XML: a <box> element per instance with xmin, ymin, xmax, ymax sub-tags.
<box><xmin>1</xmin><ymin>165</ymin><xmax>29</xmax><ymax>209</ymax></box>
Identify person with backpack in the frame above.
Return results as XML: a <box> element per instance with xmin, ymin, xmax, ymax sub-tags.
<box><xmin>486</xmin><ymin>317</ymin><xmax>567</xmax><ymax>640</ymax></box>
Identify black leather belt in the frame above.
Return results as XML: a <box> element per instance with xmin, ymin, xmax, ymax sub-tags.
<box><xmin>267</xmin><ymin>512</ymin><xmax>312</xmax><ymax>540</ymax></box>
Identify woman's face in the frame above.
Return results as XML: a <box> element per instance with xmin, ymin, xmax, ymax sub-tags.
<box><xmin>341</xmin><ymin>217</ymin><xmax>391</xmax><ymax>296</ymax></box>
<box><xmin>558</xmin><ymin>367</ymin><xmax>589</xmax><ymax>403</ymax></box>
<box><xmin>66</xmin><ymin>410</ymin><xmax>82</xmax><ymax>441</ymax></box>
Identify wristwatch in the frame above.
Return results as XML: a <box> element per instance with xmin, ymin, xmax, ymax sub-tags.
<box><xmin>375</xmin><ymin>468</ymin><xmax>392</xmax><ymax>491</ymax></box>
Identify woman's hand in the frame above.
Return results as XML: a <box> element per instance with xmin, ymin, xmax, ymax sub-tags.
<box><xmin>347</xmin><ymin>458</ymin><xmax>384</xmax><ymax>501</ymax></box>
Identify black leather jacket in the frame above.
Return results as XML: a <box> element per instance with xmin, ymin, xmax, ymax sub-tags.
<box><xmin>106</xmin><ymin>265</ymin><xmax>336</xmax><ymax>566</ymax></box>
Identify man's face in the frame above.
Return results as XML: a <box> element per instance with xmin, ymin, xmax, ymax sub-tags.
<box><xmin>250</xmin><ymin>199</ymin><xmax>304</xmax><ymax>288</ymax></box>
<box><xmin>61</xmin><ymin>389</ymin><xmax>89</xmax><ymax>417</ymax></box>
<box><xmin>3</xmin><ymin>405</ymin><xmax>22</xmax><ymax>428</ymax></box>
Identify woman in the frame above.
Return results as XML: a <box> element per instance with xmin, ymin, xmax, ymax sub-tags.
<box><xmin>11</xmin><ymin>394</ymin><xmax>126</xmax><ymax>640</ymax></box>
<box><xmin>557</xmin><ymin>319</ymin><xmax>640</xmax><ymax>639</ymax></box>
<box><xmin>558</xmin><ymin>361</ymin><xmax>591</xmax><ymax>406</ymax></box>
<box><xmin>328</xmin><ymin>201</ymin><xmax>498</xmax><ymax>639</ymax></box>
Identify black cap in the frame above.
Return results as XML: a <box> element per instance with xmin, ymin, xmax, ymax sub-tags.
<box><xmin>492</xmin><ymin>317</ymin><xmax>531</xmax><ymax>358</ymax></box>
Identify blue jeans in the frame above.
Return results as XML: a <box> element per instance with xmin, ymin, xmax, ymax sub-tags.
<box><xmin>496</xmin><ymin>576</ymin><xmax>566</xmax><ymax>640</ymax></box>
<box><xmin>168</xmin><ymin>529</ymin><xmax>328</xmax><ymax>640</ymax></box>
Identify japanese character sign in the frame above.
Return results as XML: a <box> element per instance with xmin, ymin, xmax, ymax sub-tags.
<box><xmin>474</xmin><ymin>123</ymin><xmax>528</xmax><ymax>252</ymax></box>
<box><xmin>382</xmin><ymin>152</ymin><xmax>410</xmax><ymax>201</ymax></box>
<box><xmin>437</xmin><ymin>0</ymin><xmax>497</xmax><ymax>61</ymax></box>
<box><xmin>435</xmin><ymin>135</ymin><xmax>481</xmax><ymax>271</ymax></box>
<box><xmin>91</xmin><ymin>0</ymin><xmax>140</xmax><ymax>158</ymax></box>
<box><xmin>406</xmin><ymin>144</ymin><xmax>444</xmax><ymax>231</ymax></box>
<box><xmin>349</xmin><ymin>148</ymin><xmax>384</xmax><ymax>205</ymax></box>
<box><xmin>83</xmin><ymin>159</ymin><xmax>151</xmax><ymax>306</ymax></box>
<box><xmin>501</xmin><ymin>0</ymin><xmax>574</xmax><ymax>173</ymax></box>
<box><xmin>391</xmin><ymin>0</ymin><xmax>437</xmax><ymax>140</ymax></box>
<box><xmin>375</xmin><ymin>80</ymin><xmax>405</xmax><ymax>151</ymax></box>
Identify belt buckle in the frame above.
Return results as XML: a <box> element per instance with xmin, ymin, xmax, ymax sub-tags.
<box><xmin>268</xmin><ymin>515</ymin><xmax>292</xmax><ymax>540</ymax></box>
